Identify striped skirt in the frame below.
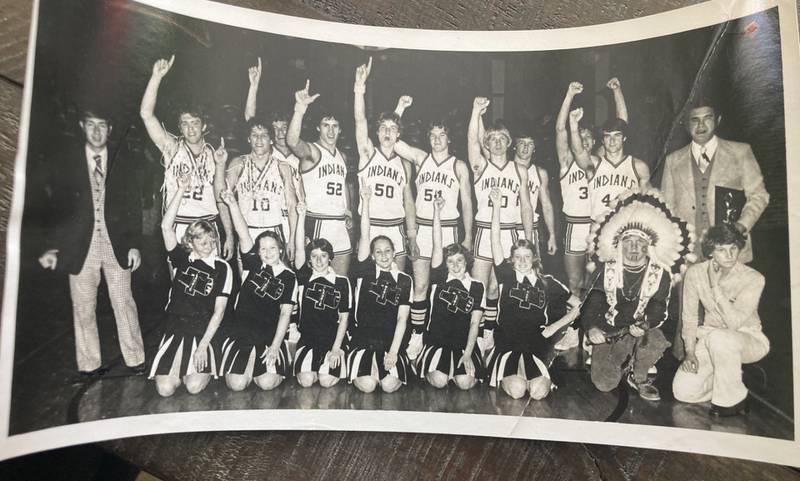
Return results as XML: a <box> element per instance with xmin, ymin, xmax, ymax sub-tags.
<box><xmin>293</xmin><ymin>344</ymin><xmax>347</xmax><ymax>379</ymax></box>
<box><xmin>486</xmin><ymin>349</ymin><xmax>550</xmax><ymax>387</ymax></box>
<box><xmin>417</xmin><ymin>343</ymin><xmax>485</xmax><ymax>381</ymax></box>
<box><xmin>346</xmin><ymin>348</ymin><xmax>410</xmax><ymax>384</ymax></box>
<box><xmin>218</xmin><ymin>337</ymin><xmax>291</xmax><ymax>378</ymax></box>
<box><xmin>148</xmin><ymin>333</ymin><xmax>218</xmax><ymax>379</ymax></box>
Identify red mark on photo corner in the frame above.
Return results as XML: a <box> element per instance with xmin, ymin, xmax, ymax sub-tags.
<box><xmin>744</xmin><ymin>21</ymin><xmax>759</xmax><ymax>37</ymax></box>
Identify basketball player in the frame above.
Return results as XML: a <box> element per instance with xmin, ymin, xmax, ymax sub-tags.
<box><xmin>243</xmin><ymin>57</ymin><xmax>305</xmax><ymax>257</ymax></box>
<box><xmin>468</xmin><ymin>97</ymin><xmax>535</xmax><ymax>353</ymax></box>
<box><xmin>569</xmin><ymin>107</ymin><xmax>650</xmax><ymax>222</ymax></box>
<box><xmin>287</xmin><ymin>79</ymin><xmax>353</xmax><ymax>276</ymax></box>
<box><xmin>512</xmin><ymin>133</ymin><xmax>557</xmax><ymax>257</ymax></box>
<box><xmin>223</xmin><ymin>118</ymin><xmax>298</xmax><ymax>253</ymax></box>
<box><xmin>353</xmin><ymin>57</ymin><xmax>417</xmax><ymax>271</ymax></box>
<box><xmin>554</xmin><ymin>79</ymin><xmax>628</xmax><ymax>349</ymax></box>
<box><xmin>139</xmin><ymin>55</ymin><xmax>234</xmax><ymax>259</ymax></box>
<box><xmin>391</xmin><ymin>103</ymin><xmax>474</xmax><ymax>355</ymax></box>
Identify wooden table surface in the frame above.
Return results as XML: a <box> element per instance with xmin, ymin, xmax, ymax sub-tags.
<box><xmin>1</xmin><ymin>0</ymin><xmax>799</xmax><ymax>479</ymax></box>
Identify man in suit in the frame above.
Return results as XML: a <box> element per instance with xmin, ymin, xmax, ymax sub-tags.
<box><xmin>661</xmin><ymin>100</ymin><xmax>769</xmax><ymax>263</ymax></box>
<box><xmin>39</xmin><ymin>108</ymin><xmax>146</xmax><ymax>376</ymax></box>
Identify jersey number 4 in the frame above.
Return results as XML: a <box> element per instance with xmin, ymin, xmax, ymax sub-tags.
<box><xmin>602</xmin><ymin>193</ymin><xmax>611</xmax><ymax>206</ymax></box>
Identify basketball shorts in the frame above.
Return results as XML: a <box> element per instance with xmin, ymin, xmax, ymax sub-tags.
<box><xmin>174</xmin><ymin>214</ymin><xmax>221</xmax><ymax>250</ymax></box>
<box><xmin>305</xmin><ymin>213</ymin><xmax>352</xmax><ymax>256</ymax></box>
<box><xmin>563</xmin><ymin>215</ymin><xmax>591</xmax><ymax>255</ymax></box>
<box><xmin>415</xmin><ymin>218</ymin><xmax>459</xmax><ymax>260</ymax></box>
<box><xmin>367</xmin><ymin>218</ymin><xmax>407</xmax><ymax>257</ymax></box>
<box><xmin>247</xmin><ymin>224</ymin><xmax>286</xmax><ymax>246</ymax></box>
<box><xmin>472</xmin><ymin>221</ymin><xmax>525</xmax><ymax>262</ymax></box>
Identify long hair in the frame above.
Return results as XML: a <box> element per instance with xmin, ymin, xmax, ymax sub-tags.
<box><xmin>252</xmin><ymin>230</ymin><xmax>289</xmax><ymax>265</ymax></box>
<box><xmin>507</xmin><ymin>238</ymin><xmax>547</xmax><ymax>287</ymax></box>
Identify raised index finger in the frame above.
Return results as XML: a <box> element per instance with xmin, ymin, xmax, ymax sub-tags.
<box><xmin>168</xmin><ymin>54</ymin><xmax>175</xmax><ymax>67</ymax></box>
<box><xmin>366</xmin><ymin>56</ymin><xmax>373</xmax><ymax>73</ymax></box>
<box><xmin>257</xmin><ymin>56</ymin><xmax>262</xmax><ymax>71</ymax></box>
<box><xmin>219</xmin><ymin>137</ymin><xmax>225</xmax><ymax>150</ymax></box>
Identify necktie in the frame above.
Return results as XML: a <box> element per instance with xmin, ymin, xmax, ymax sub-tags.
<box><xmin>93</xmin><ymin>154</ymin><xmax>104</xmax><ymax>185</ymax></box>
<box><xmin>699</xmin><ymin>148</ymin><xmax>710</xmax><ymax>174</ymax></box>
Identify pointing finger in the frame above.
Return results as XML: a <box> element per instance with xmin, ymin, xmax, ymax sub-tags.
<box><xmin>257</xmin><ymin>56</ymin><xmax>262</xmax><ymax>71</ymax></box>
<box><xmin>367</xmin><ymin>56</ymin><xmax>373</xmax><ymax>72</ymax></box>
<box><xmin>168</xmin><ymin>54</ymin><xmax>175</xmax><ymax>67</ymax></box>
<box><xmin>220</xmin><ymin>137</ymin><xmax>225</xmax><ymax>150</ymax></box>
<box><xmin>304</xmin><ymin>79</ymin><xmax>310</xmax><ymax>91</ymax></box>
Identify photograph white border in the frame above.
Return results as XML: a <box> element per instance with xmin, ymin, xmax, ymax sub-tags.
<box><xmin>0</xmin><ymin>0</ymin><xmax>798</xmax><ymax>465</ymax></box>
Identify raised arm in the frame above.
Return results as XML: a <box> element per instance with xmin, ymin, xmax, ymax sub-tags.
<box><xmin>607</xmin><ymin>77</ymin><xmax>628</xmax><ymax>123</ymax></box>
<box><xmin>393</xmin><ymin>139</ymin><xmax>427</xmax><ymax>166</ymax></box>
<box><xmin>517</xmin><ymin>166</ymin><xmax>534</xmax><ymax>242</ymax></box>
<box><xmin>394</xmin><ymin>94</ymin><xmax>412</xmax><ymax>117</ymax></box>
<box><xmin>244</xmin><ymin>57</ymin><xmax>262</xmax><ymax>121</ymax></box>
<box><xmin>468</xmin><ymin>97</ymin><xmax>490</xmax><ymax>175</ymax></box>
<box><xmin>354</xmin><ymin>57</ymin><xmax>374</xmax><ymax>169</ymax></box>
<box><xmin>279</xmin><ymin>162</ymin><xmax>299</xmax><ymax>260</ymax></box>
<box><xmin>293</xmin><ymin>201</ymin><xmax>307</xmax><ymax>269</ymax></box>
<box><xmin>489</xmin><ymin>188</ymin><xmax>505</xmax><ymax>266</ymax></box>
<box><xmin>213</xmin><ymin>138</ymin><xmax>234</xmax><ymax>260</ymax></box>
<box><xmin>140</xmin><ymin>55</ymin><xmax>175</xmax><ymax>151</ymax></box>
<box><xmin>430</xmin><ymin>196</ymin><xmax>445</xmax><ymax>269</ymax></box>
<box><xmin>556</xmin><ymin>82</ymin><xmax>583</xmax><ymax>171</ymax></box>
<box><xmin>402</xmin><ymin>160</ymin><xmax>419</xmax><ymax>258</ymax></box>
<box><xmin>538</xmin><ymin>166</ymin><xmax>557</xmax><ymax>255</ymax></box>
<box><xmin>287</xmin><ymin>80</ymin><xmax>321</xmax><ymax>168</ymax></box>
<box><xmin>357</xmin><ymin>181</ymin><xmax>372</xmax><ymax>262</ymax></box>
<box><xmin>568</xmin><ymin>108</ymin><xmax>595</xmax><ymax>178</ymax></box>
<box><xmin>633</xmin><ymin>158</ymin><xmax>651</xmax><ymax>193</ymax></box>
<box><xmin>455</xmin><ymin>160</ymin><xmax>474</xmax><ymax>251</ymax></box>
<box><xmin>161</xmin><ymin>171</ymin><xmax>190</xmax><ymax>251</ymax></box>
<box><xmin>220</xmin><ymin>190</ymin><xmax>254</xmax><ymax>253</ymax></box>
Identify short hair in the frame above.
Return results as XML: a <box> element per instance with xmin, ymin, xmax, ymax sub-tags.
<box><xmin>376</xmin><ymin>112</ymin><xmax>403</xmax><ymax>136</ymax></box>
<box><xmin>370</xmin><ymin>235</ymin><xmax>395</xmax><ymax>254</ymax></box>
<box><xmin>246</xmin><ymin>116</ymin><xmax>271</xmax><ymax>136</ymax></box>
<box><xmin>701</xmin><ymin>224</ymin><xmax>746</xmax><ymax>258</ymax></box>
<box><xmin>443</xmin><ymin>243</ymin><xmax>474</xmax><ymax>271</ymax></box>
<box><xmin>305</xmin><ymin>238</ymin><xmax>335</xmax><ymax>261</ymax></box>
<box><xmin>687</xmin><ymin>97</ymin><xmax>717</xmax><ymax>116</ymax></box>
<box><xmin>483</xmin><ymin>119</ymin><xmax>512</xmax><ymax>146</ymax></box>
<box><xmin>181</xmin><ymin>220</ymin><xmax>218</xmax><ymax>253</ymax></box>
<box><xmin>252</xmin><ymin>230</ymin><xmax>288</xmax><ymax>264</ymax></box>
<box><xmin>269</xmin><ymin>111</ymin><xmax>290</xmax><ymax>125</ymax></box>
<box><xmin>176</xmin><ymin>104</ymin><xmax>207</xmax><ymax>126</ymax></box>
<box><xmin>427</xmin><ymin>119</ymin><xmax>450</xmax><ymax>137</ymax></box>
<box><xmin>601</xmin><ymin>117</ymin><xmax>627</xmax><ymax>136</ymax></box>
<box><xmin>80</xmin><ymin>107</ymin><xmax>112</xmax><ymax>125</ymax></box>
<box><xmin>317</xmin><ymin>111</ymin><xmax>341</xmax><ymax>126</ymax></box>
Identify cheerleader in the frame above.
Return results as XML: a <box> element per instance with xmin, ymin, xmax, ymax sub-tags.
<box><xmin>292</xmin><ymin>201</ymin><xmax>352</xmax><ymax>388</ymax></box>
<box><xmin>347</xmin><ymin>183</ymin><xmax>414</xmax><ymax>393</ymax></box>
<box><xmin>417</xmin><ymin>196</ymin><xmax>486</xmax><ymax>390</ymax></box>
<box><xmin>218</xmin><ymin>190</ymin><xmax>297</xmax><ymax>391</ymax></box>
<box><xmin>485</xmin><ymin>188</ymin><xmax>577</xmax><ymax>400</ymax></box>
<box><xmin>150</xmin><ymin>173</ymin><xmax>233</xmax><ymax>397</ymax></box>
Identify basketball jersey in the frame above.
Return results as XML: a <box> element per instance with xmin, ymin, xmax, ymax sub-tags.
<box><xmin>589</xmin><ymin>155</ymin><xmax>640</xmax><ymax>220</ymax></box>
<box><xmin>235</xmin><ymin>154</ymin><xmax>285</xmax><ymax>229</ymax></box>
<box><xmin>526</xmin><ymin>164</ymin><xmax>541</xmax><ymax>224</ymax></box>
<box><xmin>301</xmin><ymin>143</ymin><xmax>347</xmax><ymax>217</ymax></box>
<box><xmin>559</xmin><ymin>160</ymin><xmax>591</xmax><ymax>218</ymax></box>
<box><xmin>272</xmin><ymin>148</ymin><xmax>301</xmax><ymax>212</ymax></box>
<box><xmin>357</xmin><ymin>148</ymin><xmax>406</xmax><ymax>221</ymax></box>
<box><xmin>415</xmin><ymin>154</ymin><xmax>460</xmax><ymax>222</ymax></box>
<box><xmin>162</xmin><ymin>137</ymin><xmax>218</xmax><ymax>221</ymax></box>
<box><xmin>474</xmin><ymin>160</ymin><xmax>523</xmax><ymax>227</ymax></box>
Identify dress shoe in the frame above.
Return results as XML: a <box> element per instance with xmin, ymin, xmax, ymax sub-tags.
<box><xmin>710</xmin><ymin>396</ymin><xmax>749</xmax><ymax>417</ymax></box>
<box><xmin>627</xmin><ymin>373</ymin><xmax>661</xmax><ymax>401</ymax></box>
<box><xmin>78</xmin><ymin>366</ymin><xmax>110</xmax><ymax>377</ymax></box>
<box><xmin>128</xmin><ymin>363</ymin><xmax>147</xmax><ymax>375</ymax></box>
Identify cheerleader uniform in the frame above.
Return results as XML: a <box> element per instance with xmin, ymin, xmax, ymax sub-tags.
<box><xmin>417</xmin><ymin>265</ymin><xmax>487</xmax><ymax>382</ymax></box>
<box><xmin>149</xmin><ymin>246</ymin><xmax>233</xmax><ymax>379</ymax></box>
<box><xmin>293</xmin><ymin>264</ymin><xmax>352</xmax><ymax>379</ymax></box>
<box><xmin>347</xmin><ymin>259</ymin><xmax>413</xmax><ymax>384</ymax></box>
<box><xmin>486</xmin><ymin>262</ymin><xmax>570</xmax><ymax>387</ymax></box>
<box><xmin>219</xmin><ymin>252</ymin><xmax>298</xmax><ymax>378</ymax></box>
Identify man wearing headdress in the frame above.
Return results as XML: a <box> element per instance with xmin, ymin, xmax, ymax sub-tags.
<box><xmin>581</xmin><ymin>193</ymin><xmax>694</xmax><ymax>401</ymax></box>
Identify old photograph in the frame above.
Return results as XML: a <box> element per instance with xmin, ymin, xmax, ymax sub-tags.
<box><xmin>0</xmin><ymin>0</ymin><xmax>797</xmax><ymax>464</ymax></box>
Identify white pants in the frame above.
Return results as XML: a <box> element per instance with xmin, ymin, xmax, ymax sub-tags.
<box><xmin>673</xmin><ymin>327</ymin><xmax>769</xmax><ymax>407</ymax></box>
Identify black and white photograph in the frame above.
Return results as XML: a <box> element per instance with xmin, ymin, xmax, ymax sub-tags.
<box><xmin>0</xmin><ymin>0</ymin><xmax>798</xmax><ymax>467</ymax></box>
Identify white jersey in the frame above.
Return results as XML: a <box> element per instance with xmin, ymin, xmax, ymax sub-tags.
<box><xmin>415</xmin><ymin>154</ymin><xmax>460</xmax><ymax>222</ymax></box>
<box><xmin>235</xmin><ymin>154</ymin><xmax>286</xmax><ymax>228</ymax></box>
<box><xmin>357</xmin><ymin>148</ymin><xmax>407</xmax><ymax>222</ymax></box>
<box><xmin>526</xmin><ymin>164</ymin><xmax>541</xmax><ymax>224</ymax></box>
<box><xmin>162</xmin><ymin>136</ymin><xmax>218</xmax><ymax>222</ymax></box>
<box><xmin>474</xmin><ymin>160</ymin><xmax>523</xmax><ymax>227</ymax></box>
<box><xmin>301</xmin><ymin>143</ymin><xmax>348</xmax><ymax>218</ymax></box>
<box><xmin>560</xmin><ymin>160</ymin><xmax>590</xmax><ymax>219</ymax></box>
<box><xmin>589</xmin><ymin>155</ymin><xmax>640</xmax><ymax>220</ymax></box>
<box><xmin>272</xmin><ymin>147</ymin><xmax>301</xmax><ymax>219</ymax></box>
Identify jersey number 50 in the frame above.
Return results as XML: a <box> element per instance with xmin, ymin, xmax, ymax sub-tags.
<box><xmin>373</xmin><ymin>183</ymin><xmax>395</xmax><ymax>198</ymax></box>
<box><xmin>488</xmin><ymin>195</ymin><xmax>509</xmax><ymax>208</ymax></box>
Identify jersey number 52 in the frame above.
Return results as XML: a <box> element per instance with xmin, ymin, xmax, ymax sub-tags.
<box><xmin>326</xmin><ymin>182</ymin><xmax>343</xmax><ymax>196</ymax></box>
